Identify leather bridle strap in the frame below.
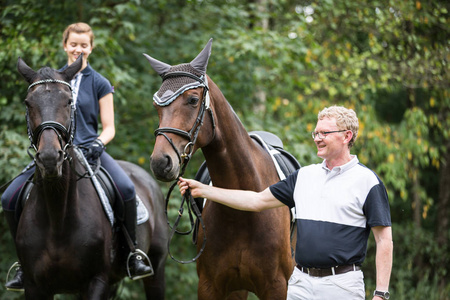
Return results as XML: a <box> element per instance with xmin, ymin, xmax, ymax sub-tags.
<box><xmin>32</xmin><ymin>121</ymin><xmax>69</xmax><ymax>146</ymax></box>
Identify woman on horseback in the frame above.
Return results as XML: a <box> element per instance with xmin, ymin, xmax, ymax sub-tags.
<box><xmin>2</xmin><ymin>22</ymin><xmax>152</xmax><ymax>291</ymax></box>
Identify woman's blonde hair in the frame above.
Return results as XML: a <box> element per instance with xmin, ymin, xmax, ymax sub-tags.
<box><xmin>318</xmin><ymin>105</ymin><xmax>359</xmax><ymax>148</ymax></box>
<box><xmin>62</xmin><ymin>22</ymin><xmax>94</xmax><ymax>48</ymax></box>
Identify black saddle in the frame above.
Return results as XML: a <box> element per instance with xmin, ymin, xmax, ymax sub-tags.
<box><xmin>191</xmin><ymin>130</ymin><xmax>301</xmax><ymax>244</ymax></box>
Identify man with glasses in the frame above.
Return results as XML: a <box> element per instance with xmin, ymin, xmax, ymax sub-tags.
<box><xmin>178</xmin><ymin>105</ymin><xmax>393</xmax><ymax>300</ymax></box>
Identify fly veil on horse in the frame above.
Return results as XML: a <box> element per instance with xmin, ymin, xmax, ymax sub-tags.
<box><xmin>144</xmin><ymin>39</ymin><xmax>299</xmax><ymax>299</ymax></box>
<box><xmin>11</xmin><ymin>56</ymin><xmax>168</xmax><ymax>299</ymax></box>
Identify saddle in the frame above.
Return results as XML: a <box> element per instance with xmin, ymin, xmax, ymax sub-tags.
<box><xmin>192</xmin><ymin>130</ymin><xmax>301</xmax><ymax>244</ymax></box>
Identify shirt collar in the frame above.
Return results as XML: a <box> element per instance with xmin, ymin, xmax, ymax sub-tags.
<box><xmin>321</xmin><ymin>155</ymin><xmax>359</xmax><ymax>173</ymax></box>
<box><xmin>61</xmin><ymin>63</ymin><xmax>92</xmax><ymax>76</ymax></box>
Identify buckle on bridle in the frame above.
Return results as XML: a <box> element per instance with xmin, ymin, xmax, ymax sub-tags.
<box><xmin>181</xmin><ymin>142</ymin><xmax>194</xmax><ymax>160</ymax></box>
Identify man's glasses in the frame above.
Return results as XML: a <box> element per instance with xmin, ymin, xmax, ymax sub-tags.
<box><xmin>311</xmin><ymin>130</ymin><xmax>347</xmax><ymax>139</ymax></box>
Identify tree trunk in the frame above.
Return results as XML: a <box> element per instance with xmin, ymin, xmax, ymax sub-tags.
<box><xmin>437</xmin><ymin>138</ymin><xmax>450</xmax><ymax>290</ymax></box>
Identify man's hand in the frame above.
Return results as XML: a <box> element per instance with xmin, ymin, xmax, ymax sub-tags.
<box><xmin>177</xmin><ymin>177</ymin><xmax>203</xmax><ymax>198</ymax></box>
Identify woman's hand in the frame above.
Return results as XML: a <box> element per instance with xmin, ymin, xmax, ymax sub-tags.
<box><xmin>86</xmin><ymin>139</ymin><xmax>105</xmax><ymax>162</ymax></box>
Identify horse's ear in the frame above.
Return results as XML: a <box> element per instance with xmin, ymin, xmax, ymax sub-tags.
<box><xmin>143</xmin><ymin>53</ymin><xmax>172</xmax><ymax>76</ymax></box>
<box><xmin>190</xmin><ymin>38</ymin><xmax>212</xmax><ymax>75</ymax></box>
<box><xmin>17</xmin><ymin>57</ymin><xmax>38</xmax><ymax>84</ymax></box>
<box><xmin>62</xmin><ymin>54</ymin><xmax>83</xmax><ymax>81</ymax></box>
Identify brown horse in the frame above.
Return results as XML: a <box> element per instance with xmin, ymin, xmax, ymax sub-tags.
<box><xmin>14</xmin><ymin>56</ymin><xmax>168</xmax><ymax>299</ymax></box>
<box><xmin>144</xmin><ymin>39</ymin><xmax>294</xmax><ymax>299</ymax></box>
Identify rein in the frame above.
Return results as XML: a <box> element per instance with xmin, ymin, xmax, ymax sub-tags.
<box><xmin>155</xmin><ymin>71</ymin><xmax>215</xmax><ymax>264</ymax></box>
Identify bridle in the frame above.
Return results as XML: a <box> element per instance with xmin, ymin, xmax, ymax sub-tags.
<box><xmin>154</xmin><ymin>71</ymin><xmax>215</xmax><ymax>165</ymax></box>
<box><xmin>1</xmin><ymin>78</ymin><xmax>83</xmax><ymax>192</ymax></box>
<box><xmin>26</xmin><ymin>79</ymin><xmax>76</xmax><ymax>162</ymax></box>
<box><xmin>154</xmin><ymin>71</ymin><xmax>215</xmax><ymax>264</ymax></box>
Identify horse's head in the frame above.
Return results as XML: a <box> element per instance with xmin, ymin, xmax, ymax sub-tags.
<box><xmin>144</xmin><ymin>39</ymin><xmax>216</xmax><ymax>182</ymax></box>
<box><xmin>17</xmin><ymin>56</ymin><xmax>82</xmax><ymax>179</ymax></box>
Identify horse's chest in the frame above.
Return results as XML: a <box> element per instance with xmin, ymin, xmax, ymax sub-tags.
<box><xmin>20</xmin><ymin>225</ymin><xmax>110</xmax><ymax>275</ymax></box>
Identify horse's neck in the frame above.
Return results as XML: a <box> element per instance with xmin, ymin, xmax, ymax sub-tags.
<box><xmin>35</xmin><ymin>159</ymin><xmax>78</xmax><ymax>228</ymax></box>
<box><xmin>202</xmin><ymin>90</ymin><xmax>273</xmax><ymax>189</ymax></box>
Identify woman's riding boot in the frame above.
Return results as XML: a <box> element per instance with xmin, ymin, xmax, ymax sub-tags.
<box><xmin>4</xmin><ymin>210</ymin><xmax>24</xmax><ymax>291</ymax></box>
<box><xmin>123</xmin><ymin>198</ymin><xmax>154</xmax><ymax>280</ymax></box>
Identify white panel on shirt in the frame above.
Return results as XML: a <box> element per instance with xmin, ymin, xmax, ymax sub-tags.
<box><xmin>293</xmin><ymin>160</ymin><xmax>379</xmax><ymax>228</ymax></box>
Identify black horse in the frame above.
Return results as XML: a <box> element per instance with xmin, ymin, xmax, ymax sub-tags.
<box><xmin>13</xmin><ymin>56</ymin><xmax>168</xmax><ymax>299</ymax></box>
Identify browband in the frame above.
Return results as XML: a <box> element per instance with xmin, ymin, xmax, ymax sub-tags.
<box><xmin>28</xmin><ymin>79</ymin><xmax>72</xmax><ymax>91</ymax></box>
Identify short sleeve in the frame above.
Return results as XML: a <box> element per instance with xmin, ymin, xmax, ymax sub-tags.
<box><xmin>269</xmin><ymin>169</ymin><xmax>299</xmax><ymax>209</ymax></box>
<box><xmin>363</xmin><ymin>179</ymin><xmax>391</xmax><ymax>228</ymax></box>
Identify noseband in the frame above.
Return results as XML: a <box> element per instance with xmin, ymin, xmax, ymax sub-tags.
<box><xmin>26</xmin><ymin>79</ymin><xmax>76</xmax><ymax>161</ymax></box>
<box><xmin>154</xmin><ymin>72</ymin><xmax>215</xmax><ymax>168</ymax></box>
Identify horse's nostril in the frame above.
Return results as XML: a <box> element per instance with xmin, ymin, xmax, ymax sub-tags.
<box><xmin>58</xmin><ymin>149</ymin><xmax>64</xmax><ymax>160</ymax></box>
<box><xmin>163</xmin><ymin>154</ymin><xmax>172</xmax><ymax>171</ymax></box>
<box><xmin>151</xmin><ymin>154</ymin><xmax>172</xmax><ymax>172</ymax></box>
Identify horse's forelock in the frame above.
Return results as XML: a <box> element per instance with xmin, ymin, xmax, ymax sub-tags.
<box><xmin>36</xmin><ymin>67</ymin><xmax>63</xmax><ymax>81</ymax></box>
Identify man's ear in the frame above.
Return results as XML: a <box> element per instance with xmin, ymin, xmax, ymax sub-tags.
<box><xmin>343</xmin><ymin>130</ymin><xmax>353</xmax><ymax>144</ymax></box>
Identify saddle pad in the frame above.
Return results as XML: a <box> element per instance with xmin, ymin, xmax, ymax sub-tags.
<box><xmin>74</xmin><ymin>147</ymin><xmax>149</xmax><ymax>227</ymax></box>
<box><xmin>136</xmin><ymin>195</ymin><xmax>149</xmax><ymax>225</ymax></box>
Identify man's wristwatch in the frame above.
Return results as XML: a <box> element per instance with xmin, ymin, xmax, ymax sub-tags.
<box><xmin>373</xmin><ymin>290</ymin><xmax>390</xmax><ymax>300</ymax></box>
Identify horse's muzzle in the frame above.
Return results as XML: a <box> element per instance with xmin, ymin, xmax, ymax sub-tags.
<box><xmin>35</xmin><ymin>148</ymin><xmax>65</xmax><ymax>179</ymax></box>
<box><xmin>150</xmin><ymin>153</ymin><xmax>179</xmax><ymax>182</ymax></box>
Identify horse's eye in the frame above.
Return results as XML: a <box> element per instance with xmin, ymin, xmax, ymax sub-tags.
<box><xmin>187</xmin><ymin>96</ymin><xmax>200</xmax><ymax>105</ymax></box>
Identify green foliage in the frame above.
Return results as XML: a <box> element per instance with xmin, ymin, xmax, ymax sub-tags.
<box><xmin>0</xmin><ymin>0</ymin><xmax>449</xmax><ymax>299</ymax></box>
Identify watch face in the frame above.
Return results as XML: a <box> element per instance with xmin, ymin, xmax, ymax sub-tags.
<box><xmin>375</xmin><ymin>291</ymin><xmax>390</xmax><ymax>299</ymax></box>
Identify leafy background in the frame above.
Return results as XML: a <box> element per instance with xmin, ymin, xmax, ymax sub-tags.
<box><xmin>0</xmin><ymin>0</ymin><xmax>448</xmax><ymax>299</ymax></box>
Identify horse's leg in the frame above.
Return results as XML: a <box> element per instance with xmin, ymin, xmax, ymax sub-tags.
<box><xmin>142</xmin><ymin>234</ymin><xmax>167</xmax><ymax>299</ymax></box>
<box><xmin>84</xmin><ymin>275</ymin><xmax>110</xmax><ymax>300</ymax></box>
<box><xmin>253</xmin><ymin>274</ymin><xmax>288</xmax><ymax>300</ymax></box>
<box><xmin>198</xmin><ymin>280</ymin><xmax>248</xmax><ymax>300</ymax></box>
<box><xmin>225</xmin><ymin>291</ymin><xmax>248</xmax><ymax>300</ymax></box>
<box><xmin>142</xmin><ymin>262</ymin><xmax>165</xmax><ymax>300</ymax></box>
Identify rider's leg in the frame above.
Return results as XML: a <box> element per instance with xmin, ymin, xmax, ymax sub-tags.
<box><xmin>3</xmin><ymin>210</ymin><xmax>24</xmax><ymax>291</ymax></box>
<box><xmin>1</xmin><ymin>164</ymin><xmax>34</xmax><ymax>291</ymax></box>
<box><xmin>99</xmin><ymin>152</ymin><xmax>153</xmax><ymax>279</ymax></box>
<box><xmin>124</xmin><ymin>197</ymin><xmax>154</xmax><ymax>279</ymax></box>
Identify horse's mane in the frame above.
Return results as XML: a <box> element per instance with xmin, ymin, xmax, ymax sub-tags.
<box><xmin>37</xmin><ymin>66</ymin><xmax>60</xmax><ymax>80</ymax></box>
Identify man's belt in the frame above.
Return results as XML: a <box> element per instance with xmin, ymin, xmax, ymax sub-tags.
<box><xmin>296</xmin><ymin>264</ymin><xmax>360</xmax><ymax>277</ymax></box>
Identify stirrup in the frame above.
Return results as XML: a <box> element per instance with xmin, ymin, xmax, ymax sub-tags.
<box><xmin>126</xmin><ymin>249</ymin><xmax>153</xmax><ymax>280</ymax></box>
<box><xmin>6</xmin><ymin>262</ymin><xmax>24</xmax><ymax>292</ymax></box>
